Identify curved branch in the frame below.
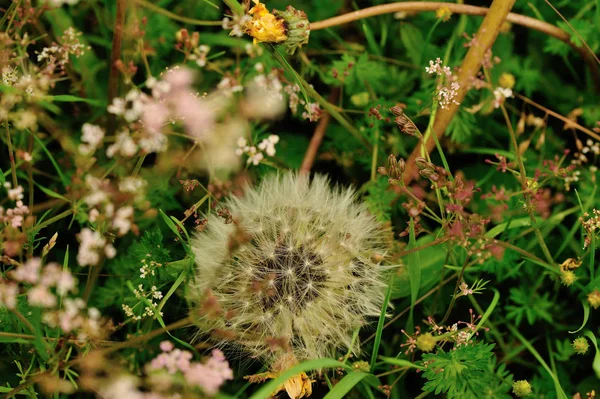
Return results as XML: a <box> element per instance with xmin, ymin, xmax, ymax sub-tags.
<box><xmin>310</xmin><ymin>2</ymin><xmax>599</xmax><ymax>89</ymax></box>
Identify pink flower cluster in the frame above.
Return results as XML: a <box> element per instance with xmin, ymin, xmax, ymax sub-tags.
<box><xmin>1</xmin><ymin>182</ymin><xmax>30</xmax><ymax>228</ymax></box>
<box><xmin>147</xmin><ymin>341</ymin><xmax>233</xmax><ymax>396</ymax></box>
<box><xmin>1</xmin><ymin>257</ymin><xmax>106</xmax><ymax>340</ymax></box>
<box><xmin>107</xmin><ymin>67</ymin><xmax>214</xmax><ymax>157</ymax></box>
<box><xmin>8</xmin><ymin>258</ymin><xmax>76</xmax><ymax>308</ymax></box>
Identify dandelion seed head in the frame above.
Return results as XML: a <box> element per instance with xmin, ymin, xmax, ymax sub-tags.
<box><xmin>189</xmin><ymin>173</ymin><xmax>389</xmax><ymax>368</ymax></box>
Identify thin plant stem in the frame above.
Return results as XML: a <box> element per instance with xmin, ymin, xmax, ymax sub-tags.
<box><xmin>498</xmin><ymin>103</ymin><xmax>555</xmax><ymax>265</ymax></box>
<box><xmin>134</xmin><ymin>0</ymin><xmax>222</xmax><ymax>26</ymax></box>
<box><xmin>439</xmin><ymin>256</ymin><xmax>470</xmax><ymax>325</ymax></box>
<box><xmin>11</xmin><ymin>309</ymin><xmax>36</xmax><ymax>333</ymax></box>
<box><xmin>107</xmin><ymin>0</ymin><xmax>127</xmax><ymax>135</ymax></box>
<box><xmin>5</xmin><ymin>122</ymin><xmax>18</xmax><ymax>187</ymax></box>
<box><xmin>300</xmin><ymin>89</ymin><xmax>338</xmax><ymax>174</ymax></box>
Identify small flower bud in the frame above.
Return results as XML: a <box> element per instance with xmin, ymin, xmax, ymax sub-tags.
<box><xmin>572</xmin><ymin>337</ymin><xmax>590</xmax><ymax>355</ymax></box>
<box><xmin>190</xmin><ymin>32</ymin><xmax>200</xmax><ymax>48</ymax></box>
<box><xmin>377</xmin><ymin>166</ymin><xmax>388</xmax><ymax>176</ymax></box>
<box><xmin>415</xmin><ymin>157</ymin><xmax>433</xmax><ymax>171</ymax></box>
<box><xmin>587</xmin><ymin>289</ymin><xmax>600</xmax><ymax>309</ymax></box>
<box><xmin>42</xmin><ymin>232</ymin><xmax>58</xmax><ymax>257</ymax></box>
<box><xmin>389</xmin><ymin>104</ymin><xmax>406</xmax><ymax>116</ymax></box>
<box><xmin>512</xmin><ymin>380</ymin><xmax>532</xmax><ymax>397</ymax></box>
<box><xmin>176</xmin><ymin>28</ymin><xmax>189</xmax><ymax>43</ymax></box>
<box><xmin>397</xmin><ymin>158</ymin><xmax>406</xmax><ymax>174</ymax></box>
<box><xmin>388</xmin><ymin>153</ymin><xmax>397</xmax><ymax>168</ymax></box>
<box><xmin>416</xmin><ymin>333</ymin><xmax>437</xmax><ymax>352</ymax></box>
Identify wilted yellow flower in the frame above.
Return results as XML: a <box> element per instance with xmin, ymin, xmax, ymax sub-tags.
<box><xmin>435</xmin><ymin>6</ymin><xmax>452</xmax><ymax>22</ymax></box>
<box><xmin>498</xmin><ymin>72</ymin><xmax>515</xmax><ymax>89</ymax></box>
<box><xmin>560</xmin><ymin>257</ymin><xmax>582</xmax><ymax>271</ymax></box>
<box><xmin>245</xmin><ymin>0</ymin><xmax>288</xmax><ymax>44</ymax></box>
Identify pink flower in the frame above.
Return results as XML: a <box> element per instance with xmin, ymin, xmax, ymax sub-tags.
<box><xmin>141</xmin><ymin>101</ymin><xmax>169</xmax><ymax>135</ymax></box>
<box><xmin>11</xmin><ymin>258</ymin><xmax>42</xmax><ymax>284</ymax></box>
<box><xmin>160</xmin><ymin>341</ymin><xmax>174</xmax><ymax>352</ymax></box>
<box><xmin>184</xmin><ymin>350</ymin><xmax>233</xmax><ymax>395</ymax></box>
<box><xmin>28</xmin><ymin>285</ymin><xmax>57</xmax><ymax>307</ymax></box>
<box><xmin>172</xmin><ymin>91</ymin><xmax>214</xmax><ymax>141</ymax></box>
<box><xmin>0</xmin><ymin>281</ymin><xmax>18</xmax><ymax>309</ymax></box>
<box><xmin>162</xmin><ymin>67</ymin><xmax>194</xmax><ymax>91</ymax></box>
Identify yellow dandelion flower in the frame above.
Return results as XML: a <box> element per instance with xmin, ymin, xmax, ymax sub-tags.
<box><xmin>245</xmin><ymin>0</ymin><xmax>288</xmax><ymax>44</ymax></box>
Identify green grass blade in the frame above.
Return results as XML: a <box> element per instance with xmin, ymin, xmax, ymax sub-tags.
<box><xmin>583</xmin><ymin>330</ymin><xmax>600</xmax><ymax>379</ymax></box>
<box><xmin>569</xmin><ymin>301</ymin><xmax>590</xmax><ymax>333</ymax></box>
<box><xmin>32</xmin><ymin>132</ymin><xmax>69</xmax><ymax>189</ymax></box>
<box><xmin>407</xmin><ymin>218</ymin><xmax>421</xmax><ymax>332</ymax></box>
<box><xmin>370</xmin><ymin>273</ymin><xmax>394</xmax><ymax>372</ymax></box>
<box><xmin>322</xmin><ymin>372</ymin><xmax>373</xmax><ymax>399</ymax></box>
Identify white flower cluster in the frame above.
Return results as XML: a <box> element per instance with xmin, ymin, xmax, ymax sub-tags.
<box><xmin>284</xmin><ymin>83</ymin><xmax>322</xmax><ymax>121</ymax></box>
<box><xmin>77</xmin><ymin>228</ymin><xmax>116</xmax><ymax>267</ymax></box>
<box><xmin>425</xmin><ymin>57</ymin><xmax>460</xmax><ymax>110</ymax></box>
<box><xmin>79</xmin><ymin>123</ymin><xmax>105</xmax><ymax>155</ymax></box>
<box><xmin>222</xmin><ymin>14</ymin><xmax>252</xmax><ymax>37</ymax></box>
<box><xmin>235</xmin><ymin>134</ymin><xmax>280</xmax><ymax>165</ymax></box>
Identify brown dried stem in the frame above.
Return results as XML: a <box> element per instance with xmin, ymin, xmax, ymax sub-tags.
<box><xmin>107</xmin><ymin>0</ymin><xmax>128</xmax><ymax>134</ymax></box>
<box><xmin>299</xmin><ymin>89</ymin><xmax>339</xmax><ymax>174</ymax></box>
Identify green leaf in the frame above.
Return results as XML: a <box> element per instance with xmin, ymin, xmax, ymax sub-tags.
<box><xmin>322</xmin><ymin>372</ymin><xmax>374</xmax><ymax>399</ymax></box>
<box><xmin>46</xmin><ymin>94</ymin><xmax>105</xmax><ymax>107</ymax></box>
<box><xmin>569</xmin><ymin>302</ymin><xmax>590</xmax><ymax>333</ymax></box>
<box><xmin>32</xmin><ymin>132</ymin><xmax>69</xmax><ymax>189</ymax></box>
<box><xmin>34</xmin><ymin>183</ymin><xmax>70</xmax><ymax>202</ymax></box>
<box><xmin>584</xmin><ymin>330</ymin><xmax>600</xmax><ymax>379</ymax></box>
<box><xmin>400</xmin><ymin>23</ymin><xmax>426</xmax><ymax>65</ymax></box>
